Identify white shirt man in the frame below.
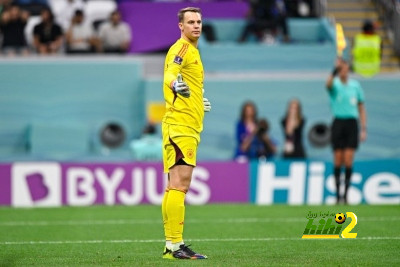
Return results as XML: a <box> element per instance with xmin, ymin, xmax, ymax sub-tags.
<box><xmin>98</xmin><ymin>10</ymin><xmax>131</xmax><ymax>53</ymax></box>
<box><xmin>54</xmin><ymin>0</ymin><xmax>85</xmax><ymax>31</ymax></box>
<box><xmin>66</xmin><ymin>10</ymin><xmax>98</xmax><ymax>53</ymax></box>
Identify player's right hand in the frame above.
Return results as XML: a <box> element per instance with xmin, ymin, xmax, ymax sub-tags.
<box><xmin>172</xmin><ymin>74</ymin><xmax>190</xmax><ymax>98</ymax></box>
<box><xmin>203</xmin><ymin>97</ymin><xmax>211</xmax><ymax>112</ymax></box>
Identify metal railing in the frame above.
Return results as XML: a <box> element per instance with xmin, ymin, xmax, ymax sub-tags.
<box><xmin>372</xmin><ymin>0</ymin><xmax>400</xmax><ymax>56</ymax></box>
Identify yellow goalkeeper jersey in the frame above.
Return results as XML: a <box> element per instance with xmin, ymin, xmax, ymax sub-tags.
<box><xmin>162</xmin><ymin>38</ymin><xmax>204</xmax><ymax>133</ymax></box>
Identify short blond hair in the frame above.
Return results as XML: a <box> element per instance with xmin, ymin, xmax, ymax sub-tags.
<box><xmin>178</xmin><ymin>7</ymin><xmax>201</xmax><ymax>22</ymax></box>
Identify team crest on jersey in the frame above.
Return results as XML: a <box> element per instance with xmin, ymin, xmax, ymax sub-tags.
<box><xmin>174</xmin><ymin>56</ymin><xmax>183</xmax><ymax>65</ymax></box>
<box><xmin>186</xmin><ymin>148</ymin><xmax>194</xmax><ymax>159</ymax></box>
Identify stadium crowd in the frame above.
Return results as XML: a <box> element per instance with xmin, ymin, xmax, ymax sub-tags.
<box><xmin>0</xmin><ymin>0</ymin><xmax>131</xmax><ymax>56</ymax></box>
<box><xmin>234</xmin><ymin>99</ymin><xmax>306</xmax><ymax>162</ymax></box>
<box><xmin>0</xmin><ymin>0</ymin><xmax>318</xmax><ymax>56</ymax></box>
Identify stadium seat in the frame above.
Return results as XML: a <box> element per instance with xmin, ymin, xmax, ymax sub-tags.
<box><xmin>288</xmin><ymin>18</ymin><xmax>335</xmax><ymax>43</ymax></box>
<box><xmin>203</xmin><ymin>19</ymin><xmax>246</xmax><ymax>42</ymax></box>
<box><xmin>28</xmin><ymin>122</ymin><xmax>90</xmax><ymax>157</ymax></box>
<box><xmin>24</xmin><ymin>16</ymin><xmax>41</xmax><ymax>47</ymax></box>
<box><xmin>84</xmin><ymin>0</ymin><xmax>117</xmax><ymax>25</ymax></box>
<box><xmin>47</xmin><ymin>0</ymin><xmax>63</xmax><ymax>15</ymax></box>
<box><xmin>203</xmin><ymin>18</ymin><xmax>335</xmax><ymax>43</ymax></box>
<box><xmin>92</xmin><ymin>19</ymin><xmax>106</xmax><ymax>31</ymax></box>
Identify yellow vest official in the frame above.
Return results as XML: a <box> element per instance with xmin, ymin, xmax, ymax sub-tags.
<box><xmin>353</xmin><ymin>33</ymin><xmax>381</xmax><ymax>77</ymax></box>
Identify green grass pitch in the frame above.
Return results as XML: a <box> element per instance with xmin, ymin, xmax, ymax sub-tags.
<box><xmin>0</xmin><ymin>204</ymin><xmax>399</xmax><ymax>266</ymax></box>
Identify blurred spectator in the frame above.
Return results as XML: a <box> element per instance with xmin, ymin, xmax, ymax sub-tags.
<box><xmin>33</xmin><ymin>7</ymin><xmax>63</xmax><ymax>54</ymax></box>
<box><xmin>0</xmin><ymin>4</ymin><xmax>30</xmax><ymax>56</ymax></box>
<box><xmin>281</xmin><ymin>99</ymin><xmax>306</xmax><ymax>159</ymax></box>
<box><xmin>202</xmin><ymin>23</ymin><xmax>216</xmax><ymax>43</ymax></box>
<box><xmin>239</xmin><ymin>0</ymin><xmax>289</xmax><ymax>43</ymax></box>
<box><xmin>54</xmin><ymin>0</ymin><xmax>85</xmax><ymax>31</ymax></box>
<box><xmin>240</xmin><ymin>118</ymin><xmax>277</xmax><ymax>160</ymax></box>
<box><xmin>352</xmin><ymin>20</ymin><xmax>382</xmax><ymax>77</ymax></box>
<box><xmin>234</xmin><ymin>101</ymin><xmax>258</xmax><ymax>159</ymax></box>
<box><xmin>66</xmin><ymin>9</ymin><xmax>100</xmax><ymax>54</ymax></box>
<box><xmin>130</xmin><ymin>123</ymin><xmax>162</xmax><ymax>161</ymax></box>
<box><xmin>98</xmin><ymin>10</ymin><xmax>131</xmax><ymax>54</ymax></box>
<box><xmin>0</xmin><ymin>0</ymin><xmax>13</xmax><ymax>15</ymax></box>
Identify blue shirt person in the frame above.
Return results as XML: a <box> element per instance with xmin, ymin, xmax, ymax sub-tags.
<box><xmin>130</xmin><ymin>124</ymin><xmax>162</xmax><ymax>161</ymax></box>
<box><xmin>326</xmin><ymin>59</ymin><xmax>367</xmax><ymax>204</ymax></box>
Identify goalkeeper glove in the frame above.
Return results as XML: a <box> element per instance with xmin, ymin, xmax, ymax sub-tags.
<box><xmin>203</xmin><ymin>97</ymin><xmax>211</xmax><ymax>112</ymax></box>
<box><xmin>172</xmin><ymin>74</ymin><xmax>190</xmax><ymax>98</ymax></box>
<box><xmin>202</xmin><ymin>88</ymin><xmax>211</xmax><ymax>112</ymax></box>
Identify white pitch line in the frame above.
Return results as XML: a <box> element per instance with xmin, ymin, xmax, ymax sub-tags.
<box><xmin>1</xmin><ymin>237</ymin><xmax>399</xmax><ymax>246</ymax></box>
<box><xmin>0</xmin><ymin>217</ymin><xmax>399</xmax><ymax>227</ymax></box>
<box><xmin>0</xmin><ymin>219</ymin><xmax>160</xmax><ymax>226</ymax></box>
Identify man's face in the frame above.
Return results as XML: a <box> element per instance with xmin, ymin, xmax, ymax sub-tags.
<box><xmin>75</xmin><ymin>14</ymin><xmax>83</xmax><ymax>24</ymax></box>
<box><xmin>10</xmin><ymin>6</ymin><xmax>20</xmax><ymax>19</ymax></box>
<box><xmin>41</xmin><ymin>10</ymin><xmax>50</xmax><ymax>22</ymax></box>
<box><xmin>179</xmin><ymin>12</ymin><xmax>202</xmax><ymax>41</ymax></box>
<box><xmin>111</xmin><ymin>13</ymin><xmax>120</xmax><ymax>24</ymax></box>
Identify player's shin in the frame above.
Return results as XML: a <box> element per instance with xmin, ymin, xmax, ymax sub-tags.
<box><xmin>344</xmin><ymin>167</ymin><xmax>353</xmax><ymax>203</ymax></box>
<box><xmin>334</xmin><ymin>167</ymin><xmax>341</xmax><ymax>203</ymax></box>
<box><xmin>166</xmin><ymin>189</ymin><xmax>186</xmax><ymax>251</ymax></box>
<box><xmin>162</xmin><ymin>189</ymin><xmax>172</xmax><ymax>248</ymax></box>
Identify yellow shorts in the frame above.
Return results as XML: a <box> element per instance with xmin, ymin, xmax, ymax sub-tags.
<box><xmin>162</xmin><ymin>123</ymin><xmax>200</xmax><ymax>173</ymax></box>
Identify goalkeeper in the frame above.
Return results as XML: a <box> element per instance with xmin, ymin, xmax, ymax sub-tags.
<box><xmin>161</xmin><ymin>7</ymin><xmax>210</xmax><ymax>260</ymax></box>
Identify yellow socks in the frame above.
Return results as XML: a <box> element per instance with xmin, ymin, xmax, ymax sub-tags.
<box><xmin>166</xmin><ymin>189</ymin><xmax>186</xmax><ymax>245</ymax></box>
<box><xmin>162</xmin><ymin>189</ymin><xmax>171</xmax><ymax>246</ymax></box>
